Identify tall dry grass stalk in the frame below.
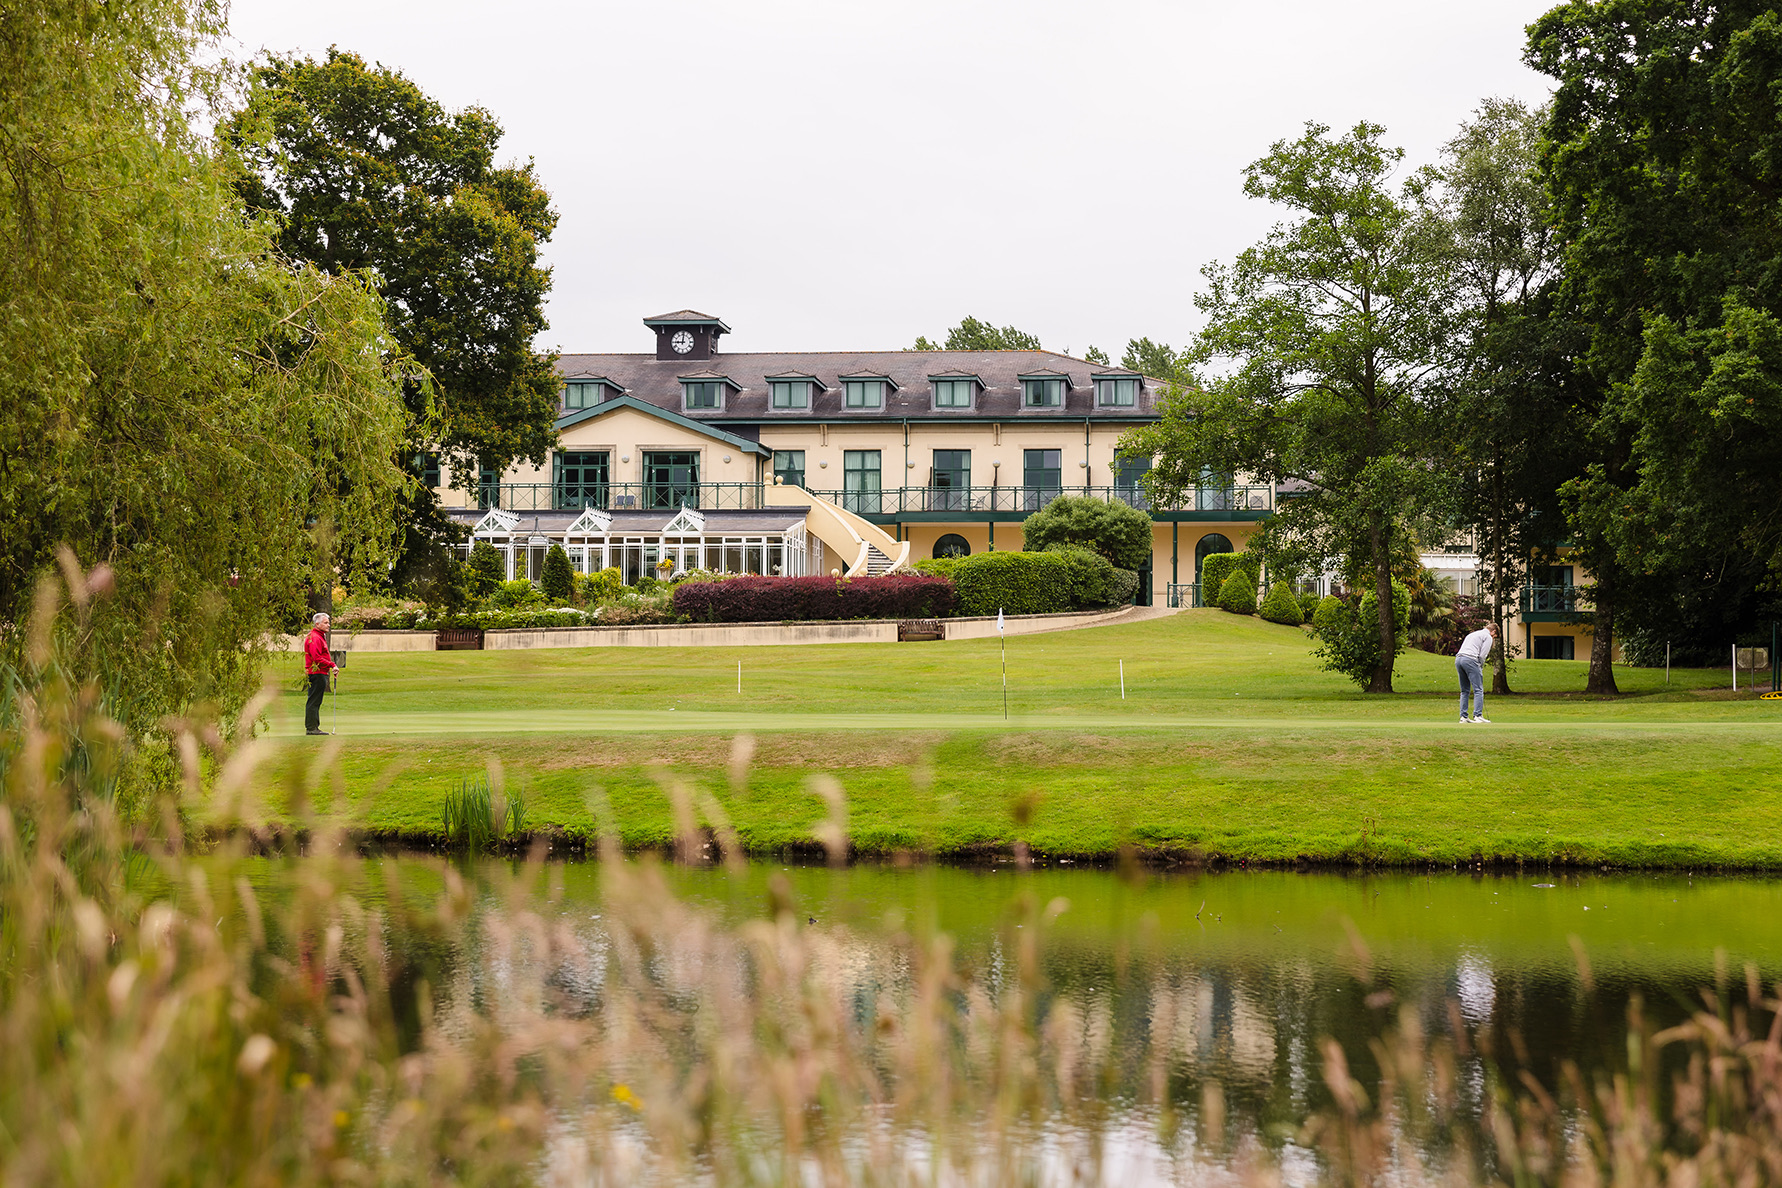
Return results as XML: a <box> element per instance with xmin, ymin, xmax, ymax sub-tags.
<box><xmin>7</xmin><ymin>563</ymin><xmax>1782</xmax><ymax>1185</ymax></box>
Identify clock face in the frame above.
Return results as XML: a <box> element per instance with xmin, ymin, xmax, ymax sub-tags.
<box><xmin>670</xmin><ymin>330</ymin><xmax>694</xmax><ymax>354</ymax></box>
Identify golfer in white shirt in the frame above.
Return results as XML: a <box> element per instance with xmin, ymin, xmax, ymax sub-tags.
<box><xmin>1455</xmin><ymin>623</ymin><xmax>1498</xmax><ymax>724</ymax></box>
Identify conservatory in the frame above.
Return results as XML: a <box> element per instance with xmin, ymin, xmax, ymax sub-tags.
<box><xmin>450</xmin><ymin>505</ymin><xmax>819</xmax><ymax>586</ymax></box>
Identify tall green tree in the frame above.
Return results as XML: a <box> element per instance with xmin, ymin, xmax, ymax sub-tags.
<box><xmin>1</xmin><ymin>0</ymin><xmax>410</xmax><ymax>730</ymax></box>
<box><xmin>1121</xmin><ymin>122</ymin><xmax>1458</xmax><ymax>691</ymax></box>
<box><xmin>1528</xmin><ymin>0</ymin><xmax>1782</xmax><ymax>691</ymax></box>
<box><xmin>1121</xmin><ymin>337</ymin><xmax>1187</xmax><ymax>382</ymax></box>
<box><xmin>224</xmin><ymin>50</ymin><xmax>561</xmax><ymax>586</ymax></box>
<box><xmin>911</xmin><ymin>316</ymin><xmax>1042</xmax><ymax>351</ymax></box>
<box><xmin>1427</xmin><ymin>98</ymin><xmax>1577</xmax><ymax>693</ymax></box>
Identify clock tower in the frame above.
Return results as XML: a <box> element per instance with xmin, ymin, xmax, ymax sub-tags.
<box><xmin>644</xmin><ymin>309</ymin><xmax>730</xmax><ymax>361</ymax></box>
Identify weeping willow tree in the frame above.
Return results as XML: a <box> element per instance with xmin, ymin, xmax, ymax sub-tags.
<box><xmin>0</xmin><ymin>0</ymin><xmax>412</xmax><ymax>739</ymax></box>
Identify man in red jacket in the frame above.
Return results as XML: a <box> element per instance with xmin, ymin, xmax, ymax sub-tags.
<box><xmin>303</xmin><ymin>612</ymin><xmax>338</xmax><ymax>735</ymax></box>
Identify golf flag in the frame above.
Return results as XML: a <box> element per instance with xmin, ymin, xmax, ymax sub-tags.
<box><xmin>997</xmin><ymin>608</ymin><xmax>1004</xmax><ymax>634</ymax></box>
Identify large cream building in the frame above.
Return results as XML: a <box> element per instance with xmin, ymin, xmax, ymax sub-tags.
<box><xmin>435</xmin><ymin>309</ymin><xmax>1273</xmax><ymax>604</ymax></box>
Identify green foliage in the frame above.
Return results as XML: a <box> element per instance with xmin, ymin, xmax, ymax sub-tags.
<box><xmin>914</xmin><ymin>557</ymin><xmax>963</xmax><ymax>581</ymax></box>
<box><xmin>1217</xmin><ymin>570</ymin><xmax>1258</xmax><ymax>615</ymax></box>
<box><xmin>225</xmin><ymin>49</ymin><xmax>561</xmax><ymax>568</ymax></box>
<box><xmin>1019</xmin><ymin>496</ymin><xmax>1153</xmax><ymax>570</ymax></box>
<box><xmin>1312</xmin><ymin>595</ymin><xmax>1345</xmax><ymax>635</ymax></box>
<box><xmin>1122</xmin><ymin>337</ymin><xmax>1186</xmax><ymax>382</ymax></box>
<box><xmin>1404</xmin><ymin>568</ymin><xmax>1457</xmax><ymax>653</ymax></box>
<box><xmin>1297</xmin><ymin>591</ymin><xmax>1322</xmax><ymax>622</ymax></box>
<box><xmin>491</xmin><ymin>579</ymin><xmax>543</xmax><ymax>610</ymax></box>
<box><xmin>575</xmin><ymin>566</ymin><xmax>623</xmax><ymax>605</ymax></box>
<box><xmin>0</xmin><ymin>0</ymin><xmax>410</xmax><ymax>733</ymax></box>
<box><xmin>1121</xmin><ymin>121</ymin><xmax>1457</xmax><ymax>692</ymax></box>
<box><xmin>1039</xmin><ymin>544</ymin><xmax>1115</xmax><ymax>608</ymax></box>
<box><xmin>541</xmin><ymin>544</ymin><xmax>574</xmax><ymax>603</ymax></box>
<box><xmin>1084</xmin><ymin>346</ymin><xmax>1110</xmax><ymax>365</ymax></box>
<box><xmin>1312</xmin><ymin>583</ymin><xmax>1412</xmax><ymax>689</ymax></box>
<box><xmin>1259</xmin><ymin>582</ymin><xmax>1305</xmax><ymax>626</ymax></box>
<box><xmin>1199</xmin><ymin>551</ymin><xmax>1259</xmax><ymax>598</ymax></box>
<box><xmin>910</xmin><ymin>316</ymin><xmax>1041</xmax><ymax>352</ymax></box>
<box><xmin>442</xmin><ymin>774</ymin><xmax>526</xmax><ymax>851</ymax></box>
<box><xmin>950</xmin><ymin>552</ymin><xmax>1072</xmax><ymax>617</ymax></box>
<box><xmin>468</xmin><ymin>542</ymin><xmax>505</xmax><ymax>598</ymax></box>
<box><xmin>1106</xmin><ymin>567</ymin><xmax>1141</xmax><ymax>607</ymax></box>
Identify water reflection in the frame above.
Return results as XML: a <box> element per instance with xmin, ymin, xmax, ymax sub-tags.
<box><xmin>224</xmin><ymin>857</ymin><xmax>1782</xmax><ymax>1183</ymax></box>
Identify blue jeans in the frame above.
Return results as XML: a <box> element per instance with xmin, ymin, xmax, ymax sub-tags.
<box><xmin>1456</xmin><ymin>656</ymin><xmax>1484</xmax><ymax>719</ymax></box>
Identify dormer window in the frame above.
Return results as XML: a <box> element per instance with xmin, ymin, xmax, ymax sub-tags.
<box><xmin>563</xmin><ymin>380</ymin><xmax>610</xmax><ymax>410</ymax></box>
<box><xmin>929</xmin><ymin>373</ymin><xmax>982</xmax><ymax>410</ymax></box>
<box><xmin>1021</xmin><ymin>376</ymin><xmax>1065</xmax><ymax>408</ymax></box>
<box><xmin>843</xmin><ymin>379</ymin><xmax>885</xmax><ymax>409</ymax></box>
<box><xmin>1095</xmin><ymin>376</ymin><xmax>1140</xmax><ymax>407</ymax></box>
<box><xmin>770</xmin><ymin>381</ymin><xmax>811</xmax><ymax>409</ymax></box>
<box><xmin>679</xmin><ymin>371</ymin><xmax>739</xmax><ymax>412</ymax></box>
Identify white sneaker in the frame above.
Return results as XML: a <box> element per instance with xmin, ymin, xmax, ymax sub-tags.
<box><xmin>1473</xmin><ymin>717</ymin><xmax>1491</xmax><ymax>724</ymax></box>
<box><xmin>1459</xmin><ymin>717</ymin><xmax>1473</xmax><ymax>724</ymax></box>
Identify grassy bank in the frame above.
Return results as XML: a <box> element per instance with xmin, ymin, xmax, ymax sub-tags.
<box><xmin>245</xmin><ymin>612</ymin><xmax>1782</xmax><ymax>867</ymax></box>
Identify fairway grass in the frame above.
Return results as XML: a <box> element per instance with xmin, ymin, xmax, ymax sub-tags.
<box><xmin>243</xmin><ymin>612</ymin><xmax>1782</xmax><ymax>868</ymax></box>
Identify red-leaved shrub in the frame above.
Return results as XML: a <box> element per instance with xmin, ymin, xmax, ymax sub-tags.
<box><xmin>671</xmin><ymin>574</ymin><xmax>957</xmax><ymax>622</ymax></box>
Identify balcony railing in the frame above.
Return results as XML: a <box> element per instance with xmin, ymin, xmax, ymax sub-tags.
<box><xmin>1165</xmin><ymin>583</ymin><xmax>1203</xmax><ymax>609</ymax></box>
<box><xmin>1519</xmin><ymin>584</ymin><xmax>1582</xmax><ymax>615</ymax></box>
<box><xmin>804</xmin><ymin>484</ymin><xmax>1275</xmax><ymax>517</ymax></box>
<box><xmin>473</xmin><ymin>482</ymin><xmax>766</xmax><ymax>512</ymax></box>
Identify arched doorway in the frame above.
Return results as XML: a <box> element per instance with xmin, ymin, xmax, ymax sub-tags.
<box><xmin>1194</xmin><ymin>533</ymin><xmax>1233</xmax><ymax>605</ymax></box>
<box><xmin>933</xmin><ymin>533</ymin><xmax>971</xmax><ymax>559</ymax></box>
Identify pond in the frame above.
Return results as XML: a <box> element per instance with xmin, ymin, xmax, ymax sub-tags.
<box><xmin>224</xmin><ymin>854</ymin><xmax>1782</xmax><ymax>1183</ymax></box>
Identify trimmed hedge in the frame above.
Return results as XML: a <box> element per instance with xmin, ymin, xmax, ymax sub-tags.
<box><xmin>1312</xmin><ymin>594</ymin><xmax>1344</xmax><ymax>634</ymax></box>
<box><xmin>1041</xmin><ymin>543</ymin><xmax>1115</xmax><ymax>608</ymax></box>
<box><xmin>950</xmin><ymin>551</ymin><xmax>1073</xmax><ymax>616</ymax></box>
<box><xmin>1199</xmin><ymin>550</ymin><xmax>1259</xmax><ymax>598</ymax></box>
<box><xmin>1106</xmin><ymin>567</ymin><xmax>1140</xmax><ymax>607</ymax></box>
<box><xmin>1259</xmin><ymin>581</ymin><xmax>1304</xmax><ymax>626</ymax></box>
<box><xmin>1217</xmin><ymin>569</ymin><xmax>1258</xmax><ymax>614</ymax></box>
<box><xmin>672</xmin><ymin>574</ymin><xmax>957</xmax><ymax>623</ymax></box>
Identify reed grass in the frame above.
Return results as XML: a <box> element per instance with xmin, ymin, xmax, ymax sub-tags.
<box><xmin>7</xmin><ymin>564</ymin><xmax>1782</xmax><ymax>1185</ymax></box>
<box><xmin>441</xmin><ymin>772</ymin><xmax>525</xmax><ymax>851</ymax></box>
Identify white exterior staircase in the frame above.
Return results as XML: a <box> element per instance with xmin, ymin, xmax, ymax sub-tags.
<box><xmin>763</xmin><ymin>481</ymin><xmax>912</xmax><ymax>578</ymax></box>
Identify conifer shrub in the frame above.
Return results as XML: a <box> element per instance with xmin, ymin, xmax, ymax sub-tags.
<box><xmin>1312</xmin><ymin>594</ymin><xmax>1344</xmax><ymax>634</ymax></box>
<box><xmin>468</xmin><ymin>541</ymin><xmax>504</xmax><ymax>597</ymax></box>
<box><xmin>1259</xmin><ymin>581</ymin><xmax>1304</xmax><ymax>626</ymax></box>
<box><xmin>541</xmin><ymin>544</ymin><xmax>574</xmax><ymax>603</ymax></box>
<box><xmin>1217</xmin><ymin>568</ymin><xmax>1258</xmax><ymax>614</ymax></box>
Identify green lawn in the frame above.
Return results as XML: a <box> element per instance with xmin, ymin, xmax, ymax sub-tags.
<box><xmin>242</xmin><ymin>611</ymin><xmax>1782</xmax><ymax>867</ymax></box>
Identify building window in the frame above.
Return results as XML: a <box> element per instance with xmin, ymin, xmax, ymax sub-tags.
<box><xmin>563</xmin><ymin>381</ymin><xmax>605</xmax><ymax>410</ymax></box>
<box><xmin>684</xmin><ymin>381</ymin><xmax>722</xmax><ymax>410</ymax></box>
<box><xmin>1533</xmin><ymin>635</ymin><xmax>1576</xmax><ymax>660</ymax></box>
<box><xmin>1023</xmin><ymin>448</ymin><xmax>1061</xmax><ymax>510</ymax></box>
<box><xmin>774</xmin><ymin>450</ymin><xmax>805</xmax><ymax>487</ymax></box>
<box><xmin>844</xmin><ymin>380</ymin><xmax>884</xmax><ymax>409</ymax></box>
<box><xmin>477</xmin><ymin>466</ymin><xmax>501</xmax><ymax>509</ymax></box>
<box><xmin>412</xmin><ymin>452</ymin><xmax>441</xmax><ymax>489</ymax></box>
<box><xmin>1194</xmin><ymin>533</ymin><xmax>1233</xmax><ymax>598</ymax></box>
<box><xmin>1096</xmin><ymin>377</ymin><xmax>1138</xmax><ymax>407</ymax></box>
<box><xmin>843</xmin><ymin>449</ymin><xmax>882</xmax><ymax>513</ymax></box>
<box><xmin>644</xmin><ymin>451</ymin><xmax>699</xmax><ymax>508</ymax></box>
<box><xmin>1197</xmin><ymin>467</ymin><xmax>1235</xmax><ymax>511</ymax></box>
<box><xmin>934</xmin><ymin>533</ymin><xmax>971</xmax><ymax>559</ymax></box>
<box><xmin>1114</xmin><ymin>455</ymin><xmax>1151</xmax><ymax>508</ymax></box>
<box><xmin>1023</xmin><ymin>378</ymin><xmax>1064</xmax><ymax>408</ymax></box>
<box><xmin>930</xmin><ymin>449</ymin><xmax>969</xmax><ymax>510</ymax></box>
<box><xmin>933</xmin><ymin>379</ymin><xmax>974</xmax><ymax>409</ymax></box>
<box><xmin>555</xmin><ymin>451</ymin><xmax>609</xmax><ymax>509</ymax></box>
<box><xmin>770</xmin><ymin>381</ymin><xmax>810</xmax><ymax>410</ymax></box>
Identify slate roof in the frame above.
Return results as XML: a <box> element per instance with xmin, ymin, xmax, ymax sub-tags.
<box><xmin>555</xmin><ymin>349</ymin><xmax>1166</xmax><ymax>423</ymax></box>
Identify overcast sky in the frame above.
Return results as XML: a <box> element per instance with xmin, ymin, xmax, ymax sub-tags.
<box><xmin>223</xmin><ymin>0</ymin><xmax>1559</xmax><ymax>360</ymax></box>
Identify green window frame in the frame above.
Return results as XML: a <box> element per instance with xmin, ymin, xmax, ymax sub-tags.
<box><xmin>932</xmin><ymin>379</ymin><xmax>974</xmax><ymax>408</ymax></box>
<box><xmin>554</xmin><ymin>450</ymin><xmax>610</xmax><ymax>509</ymax></box>
<box><xmin>844</xmin><ymin>380</ymin><xmax>884</xmax><ymax>409</ymax></box>
<box><xmin>643</xmin><ymin>451</ymin><xmax>700</xmax><ymax>509</ymax></box>
<box><xmin>1096</xmin><ymin>378</ymin><xmax>1138</xmax><ymax>406</ymax></box>
<box><xmin>563</xmin><ymin>381</ymin><xmax>605</xmax><ymax>410</ymax></box>
<box><xmin>843</xmin><ymin>449</ymin><xmax>882</xmax><ymax>513</ymax></box>
<box><xmin>770</xmin><ymin>381</ymin><xmax>810</xmax><ymax>409</ymax></box>
<box><xmin>1023</xmin><ymin>448</ymin><xmax>1062</xmax><ymax>490</ymax></box>
<box><xmin>1023</xmin><ymin>378</ymin><xmax>1063</xmax><ymax>408</ymax></box>
<box><xmin>412</xmin><ymin>452</ymin><xmax>441</xmax><ymax>489</ymax></box>
<box><xmin>773</xmin><ymin>450</ymin><xmax>806</xmax><ymax>487</ymax></box>
<box><xmin>684</xmin><ymin>381</ymin><xmax>722</xmax><ymax>410</ymax></box>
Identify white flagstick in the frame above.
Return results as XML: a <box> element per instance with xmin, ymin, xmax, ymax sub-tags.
<box><xmin>737</xmin><ymin>660</ymin><xmax>742</xmax><ymax>695</ymax></box>
<box><xmin>1120</xmin><ymin>659</ymin><xmax>1126</xmax><ymax>701</ymax></box>
<box><xmin>998</xmin><ymin>608</ymin><xmax>1007</xmax><ymax>720</ymax></box>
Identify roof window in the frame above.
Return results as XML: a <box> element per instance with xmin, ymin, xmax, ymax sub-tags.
<box><xmin>1021</xmin><ymin>375</ymin><xmax>1066</xmax><ymax>408</ymax></box>
<box><xmin>929</xmin><ymin>373</ymin><xmax>981</xmax><ymax>410</ymax></box>
<box><xmin>1095</xmin><ymin>376</ymin><xmax>1140</xmax><ymax>407</ymax></box>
